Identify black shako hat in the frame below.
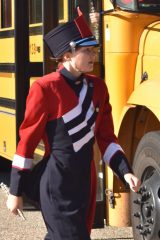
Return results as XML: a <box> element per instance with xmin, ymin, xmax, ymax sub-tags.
<box><xmin>44</xmin><ymin>7</ymin><xmax>98</xmax><ymax>58</ymax></box>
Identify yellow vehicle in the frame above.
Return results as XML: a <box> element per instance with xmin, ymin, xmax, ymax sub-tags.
<box><xmin>103</xmin><ymin>0</ymin><xmax>160</xmax><ymax>239</ymax></box>
<box><xmin>0</xmin><ymin>0</ymin><xmax>160</xmax><ymax>239</ymax></box>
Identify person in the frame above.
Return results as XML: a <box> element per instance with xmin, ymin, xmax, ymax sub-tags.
<box><xmin>89</xmin><ymin>11</ymin><xmax>100</xmax><ymax>24</ymax></box>
<box><xmin>89</xmin><ymin>0</ymin><xmax>135</xmax><ymax>23</ymax></box>
<box><xmin>6</xmin><ymin>7</ymin><xmax>140</xmax><ymax>240</ymax></box>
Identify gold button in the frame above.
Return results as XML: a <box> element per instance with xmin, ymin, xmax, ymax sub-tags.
<box><xmin>96</xmin><ymin>107</ymin><xmax>99</xmax><ymax>112</ymax></box>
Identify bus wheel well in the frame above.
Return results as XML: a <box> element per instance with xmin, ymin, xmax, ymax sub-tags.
<box><xmin>118</xmin><ymin>106</ymin><xmax>160</xmax><ymax>165</ymax></box>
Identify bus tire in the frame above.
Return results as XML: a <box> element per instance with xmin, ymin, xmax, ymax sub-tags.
<box><xmin>131</xmin><ymin>131</ymin><xmax>160</xmax><ymax>240</ymax></box>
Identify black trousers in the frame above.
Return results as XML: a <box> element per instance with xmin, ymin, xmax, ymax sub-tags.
<box><xmin>40</xmin><ymin>152</ymin><xmax>91</xmax><ymax>240</ymax></box>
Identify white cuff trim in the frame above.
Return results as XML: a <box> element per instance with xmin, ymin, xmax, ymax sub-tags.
<box><xmin>12</xmin><ymin>154</ymin><xmax>33</xmax><ymax>170</ymax></box>
<box><xmin>103</xmin><ymin>143</ymin><xmax>124</xmax><ymax>164</ymax></box>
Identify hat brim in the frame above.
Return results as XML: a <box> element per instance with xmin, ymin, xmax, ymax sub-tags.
<box><xmin>78</xmin><ymin>40</ymin><xmax>99</xmax><ymax>47</ymax></box>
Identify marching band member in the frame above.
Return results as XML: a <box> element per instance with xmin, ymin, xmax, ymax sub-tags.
<box><xmin>7</xmin><ymin>8</ymin><xmax>140</xmax><ymax>240</ymax></box>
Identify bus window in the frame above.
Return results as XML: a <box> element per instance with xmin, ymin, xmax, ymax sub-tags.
<box><xmin>29</xmin><ymin>0</ymin><xmax>42</xmax><ymax>24</ymax></box>
<box><xmin>116</xmin><ymin>0</ymin><xmax>160</xmax><ymax>11</ymax></box>
<box><xmin>1</xmin><ymin>0</ymin><xmax>12</xmax><ymax>28</ymax></box>
<box><xmin>138</xmin><ymin>0</ymin><xmax>160</xmax><ymax>11</ymax></box>
<box><xmin>116</xmin><ymin>0</ymin><xmax>136</xmax><ymax>11</ymax></box>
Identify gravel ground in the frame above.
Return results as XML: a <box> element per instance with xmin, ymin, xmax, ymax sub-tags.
<box><xmin>0</xmin><ymin>172</ymin><xmax>133</xmax><ymax>240</ymax></box>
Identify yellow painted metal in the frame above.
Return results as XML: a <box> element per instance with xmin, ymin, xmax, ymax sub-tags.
<box><xmin>11</xmin><ymin>0</ymin><xmax>14</xmax><ymax>28</ymax></box>
<box><xmin>143</xmin><ymin>55</ymin><xmax>160</xmax><ymax>82</ymax></box>
<box><xmin>29</xmin><ymin>35</ymin><xmax>43</xmax><ymax>62</ymax></box>
<box><xmin>141</xmin><ymin>22</ymin><xmax>160</xmax><ymax>83</ymax></box>
<box><xmin>130</xmin><ymin>21</ymin><xmax>160</xmax><ymax>120</ymax></box>
<box><xmin>128</xmin><ymin>80</ymin><xmax>160</xmax><ymax>120</ymax></box>
<box><xmin>0</xmin><ymin>1</ymin><xmax>1</xmax><ymax>27</ymax></box>
<box><xmin>0</xmin><ymin>73</ymin><xmax>15</xmax><ymax>99</ymax></box>
<box><xmin>0</xmin><ymin>1</ymin><xmax>67</xmax><ymax>164</ymax></box>
<box><xmin>0</xmin><ymin>106</ymin><xmax>15</xmax><ymax>115</ymax></box>
<box><xmin>143</xmin><ymin>22</ymin><xmax>160</xmax><ymax>56</ymax></box>
<box><xmin>103</xmin><ymin>7</ymin><xmax>160</xmax><ymax>227</ymax></box>
<box><xmin>30</xmin><ymin>77</ymin><xmax>39</xmax><ymax>86</ymax></box>
<box><xmin>0</xmin><ymin>107</ymin><xmax>16</xmax><ymax>160</ymax></box>
<box><xmin>59</xmin><ymin>0</ymin><xmax>69</xmax><ymax>24</ymax></box>
<box><xmin>103</xmin><ymin>0</ymin><xmax>114</xmax><ymax>11</ymax></box>
<box><xmin>103</xmin><ymin>12</ymin><xmax>160</xmax><ymax>134</ymax></box>
<box><xmin>0</xmin><ymin>1</ymin><xmax>15</xmax><ymax>65</ymax></box>
<box><xmin>107</xmin><ymin>193</ymin><xmax>131</xmax><ymax>226</ymax></box>
<box><xmin>118</xmin><ymin>104</ymin><xmax>136</xmax><ymax>133</ymax></box>
<box><xmin>29</xmin><ymin>23</ymin><xmax>42</xmax><ymax>28</ymax></box>
<box><xmin>135</xmin><ymin>21</ymin><xmax>160</xmax><ymax>88</ymax></box>
<box><xmin>104</xmin><ymin>52</ymin><xmax>137</xmax><ymax>134</ymax></box>
<box><xmin>0</xmin><ymin>38</ymin><xmax>15</xmax><ymax>63</ymax></box>
<box><xmin>29</xmin><ymin>23</ymin><xmax>43</xmax><ymax>62</ymax></box>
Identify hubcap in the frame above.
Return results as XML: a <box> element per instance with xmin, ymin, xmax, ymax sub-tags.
<box><xmin>132</xmin><ymin>169</ymin><xmax>160</xmax><ymax>239</ymax></box>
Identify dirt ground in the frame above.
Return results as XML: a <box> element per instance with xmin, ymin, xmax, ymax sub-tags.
<box><xmin>0</xmin><ymin>171</ymin><xmax>133</xmax><ymax>240</ymax></box>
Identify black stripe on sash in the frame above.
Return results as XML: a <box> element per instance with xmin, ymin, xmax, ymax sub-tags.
<box><xmin>65</xmin><ymin>83</ymin><xmax>93</xmax><ymax>130</ymax></box>
<box><xmin>70</xmin><ymin>106</ymin><xmax>98</xmax><ymax>143</ymax></box>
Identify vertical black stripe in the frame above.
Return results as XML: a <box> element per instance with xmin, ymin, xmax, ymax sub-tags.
<box><xmin>65</xmin><ymin>82</ymin><xmax>93</xmax><ymax>130</ymax></box>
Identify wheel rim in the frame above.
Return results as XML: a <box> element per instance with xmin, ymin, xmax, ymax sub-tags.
<box><xmin>132</xmin><ymin>162</ymin><xmax>160</xmax><ymax>240</ymax></box>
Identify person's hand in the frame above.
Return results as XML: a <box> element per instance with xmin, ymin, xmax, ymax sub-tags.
<box><xmin>124</xmin><ymin>173</ymin><xmax>141</xmax><ymax>192</ymax></box>
<box><xmin>89</xmin><ymin>12</ymin><xmax>100</xmax><ymax>24</ymax></box>
<box><xmin>6</xmin><ymin>194</ymin><xmax>23</xmax><ymax>215</ymax></box>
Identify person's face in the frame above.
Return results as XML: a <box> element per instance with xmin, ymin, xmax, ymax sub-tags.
<box><xmin>69</xmin><ymin>46</ymin><xmax>97</xmax><ymax>73</ymax></box>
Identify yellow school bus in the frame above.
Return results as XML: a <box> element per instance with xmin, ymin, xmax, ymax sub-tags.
<box><xmin>102</xmin><ymin>0</ymin><xmax>160</xmax><ymax>239</ymax></box>
<box><xmin>0</xmin><ymin>0</ymin><xmax>160</xmax><ymax>239</ymax></box>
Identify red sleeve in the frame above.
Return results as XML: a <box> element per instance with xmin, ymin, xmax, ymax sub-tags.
<box><xmin>16</xmin><ymin>81</ymin><xmax>49</xmax><ymax>159</ymax></box>
<box><xmin>95</xmin><ymin>81</ymin><xmax>132</xmax><ymax>182</ymax></box>
<box><xmin>95</xmin><ymin>82</ymin><xmax>119</xmax><ymax>159</ymax></box>
<box><xmin>10</xmin><ymin>81</ymin><xmax>49</xmax><ymax>196</ymax></box>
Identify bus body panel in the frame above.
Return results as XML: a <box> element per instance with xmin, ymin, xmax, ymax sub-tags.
<box><xmin>0</xmin><ymin>107</ymin><xmax>16</xmax><ymax>160</ymax></box>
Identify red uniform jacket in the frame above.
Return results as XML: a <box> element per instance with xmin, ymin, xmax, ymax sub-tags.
<box><xmin>10</xmin><ymin>70</ymin><xmax>131</xmax><ymax>234</ymax></box>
